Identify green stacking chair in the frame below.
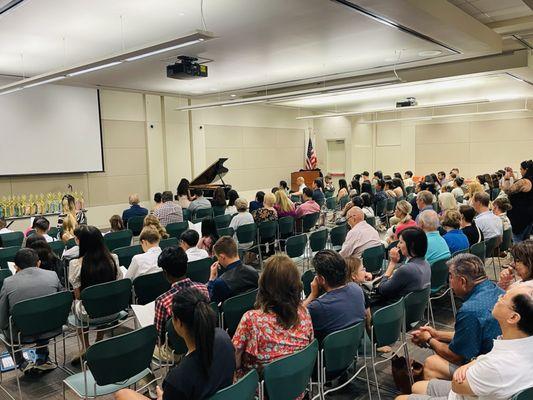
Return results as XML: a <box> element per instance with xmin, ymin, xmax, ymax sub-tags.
<box><xmin>48</xmin><ymin>227</ymin><xmax>59</xmax><ymax>240</ymax></box>
<box><xmin>301</xmin><ymin>270</ymin><xmax>315</xmax><ymax>298</ymax></box>
<box><xmin>133</xmin><ymin>271</ymin><xmax>171</xmax><ymax>305</ymax></box>
<box><xmin>49</xmin><ymin>240</ymin><xmax>66</xmax><ymax>258</ymax></box>
<box><xmin>329</xmin><ymin>224</ymin><xmax>347</xmax><ymax>251</ymax></box>
<box><xmin>221</xmin><ymin>289</ymin><xmax>258</xmax><ymax>337</ymax></box>
<box><xmin>166</xmin><ymin>221</ymin><xmax>189</xmax><ymax>239</ymax></box>
<box><xmin>127</xmin><ymin>216</ymin><xmax>145</xmax><ymax>236</ymax></box>
<box><xmin>278</xmin><ymin>216</ymin><xmax>294</xmax><ymax>239</ymax></box>
<box><xmin>104</xmin><ymin>229</ymin><xmax>133</xmax><ymax>252</ymax></box>
<box><xmin>484</xmin><ymin>236</ymin><xmax>500</xmax><ymax>280</ymax></box>
<box><xmin>285</xmin><ymin>234</ymin><xmax>307</xmax><ymax>264</ymax></box>
<box><xmin>428</xmin><ymin>258</ymin><xmax>455</xmax><ymax>326</ymax></box>
<box><xmin>362</xmin><ymin>245</ymin><xmax>385</xmax><ymax>274</ymax></box>
<box><xmin>404</xmin><ymin>287</ymin><xmax>430</xmax><ymax>330</ymax></box>
<box><xmin>302</xmin><ymin>212</ymin><xmax>319</xmax><ymax>233</ymax></box>
<box><xmin>374</xmin><ymin>198</ymin><xmax>387</xmax><ymax>223</ymax></box>
<box><xmin>209</xmin><ymin>370</ymin><xmax>258</xmax><ymax>400</ymax></box>
<box><xmin>0</xmin><ymin>231</ymin><xmax>23</xmax><ymax>248</ymax></box>
<box><xmin>470</xmin><ymin>241</ymin><xmax>486</xmax><ymax>263</ymax></box>
<box><xmin>290</xmin><ymin>194</ymin><xmax>301</xmax><ymax>203</ymax></box>
<box><xmin>195</xmin><ymin>208</ymin><xmax>213</xmax><ymax>220</ymax></box>
<box><xmin>512</xmin><ymin>387</ymin><xmax>533</xmax><ymax>400</ymax></box>
<box><xmin>338</xmin><ymin>195</ymin><xmax>350</xmax><ymax>209</ymax></box>
<box><xmin>65</xmin><ymin>237</ymin><xmax>77</xmax><ymax>249</ymax></box>
<box><xmin>187</xmin><ymin>257</ymin><xmax>214</xmax><ymax>284</ymax></box>
<box><xmin>217</xmin><ymin>227</ymin><xmax>234</xmax><ymax>237</ymax></box>
<box><xmin>214</xmin><ymin>214</ymin><xmax>232</xmax><ymax>229</ymax></box>
<box><xmin>0</xmin><ymin>246</ymin><xmax>19</xmax><ymax>270</ymax></box>
<box><xmin>213</xmin><ymin>206</ymin><xmax>226</xmax><ymax>217</ymax></box>
<box><xmin>236</xmin><ymin>223</ymin><xmax>256</xmax><ymax>249</ymax></box>
<box><xmin>309</xmin><ymin>228</ymin><xmax>327</xmax><ymax>254</ymax></box>
<box><xmin>182</xmin><ymin>209</ymin><xmax>191</xmax><ymax>222</ymax></box>
<box><xmin>405</xmin><ymin>186</ymin><xmax>415</xmax><ymax>195</ymax></box>
<box><xmin>159</xmin><ymin>237</ymin><xmax>178</xmax><ymax>249</ymax></box>
<box><xmin>0</xmin><ymin>269</ymin><xmax>12</xmax><ymax>292</ymax></box>
<box><xmin>325</xmin><ymin>196</ymin><xmax>336</xmax><ymax>211</ymax></box>
<box><xmin>497</xmin><ymin>228</ymin><xmax>513</xmax><ymax>267</ymax></box>
<box><xmin>113</xmin><ymin>245</ymin><xmax>143</xmax><ymax>268</ymax></box>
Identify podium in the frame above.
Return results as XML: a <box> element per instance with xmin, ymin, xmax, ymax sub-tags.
<box><xmin>290</xmin><ymin>170</ymin><xmax>321</xmax><ymax>192</ymax></box>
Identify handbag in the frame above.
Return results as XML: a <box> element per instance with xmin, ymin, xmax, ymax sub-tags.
<box><xmin>391</xmin><ymin>355</ymin><xmax>424</xmax><ymax>394</ymax></box>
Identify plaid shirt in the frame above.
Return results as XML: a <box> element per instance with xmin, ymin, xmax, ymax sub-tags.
<box><xmin>154</xmin><ymin>278</ymin><xmax>209</xmax><ymax>340</ymax></box>
<box><xmin>153</xmin><ymin>202</ymin><xmax>183</xmax><ymax>227</ymax></box>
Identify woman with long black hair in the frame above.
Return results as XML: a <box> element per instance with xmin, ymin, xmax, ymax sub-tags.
<box><xmin>115</xmin><ymin>288</ymin><xmax>235</xmax><ymax>400</ymax></box>
<box><xmin>503</xmin><ymin>160</ymin><xmax>533</xmax><ymax>243</ymax></box>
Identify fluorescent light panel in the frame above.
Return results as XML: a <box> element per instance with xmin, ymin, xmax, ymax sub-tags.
<box><xmin>124</xmin><ymin>39</ymin><xmax>205</xmax><ymax>61</ymax></box>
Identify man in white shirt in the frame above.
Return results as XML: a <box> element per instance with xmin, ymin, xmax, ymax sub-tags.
<box><xmin>292</xmin><ymin>176</ymin><xmax>307</xmax><ymax>197</ymax></box>
<box><xmin>472</xmin><ymin>192</ymin><xmax>503</xmax><ymax>240</ymax></box>
<box><xmin>339</xmin><ymin>207</ymin><xmax>381</xmax><ymax>258</ymax></box>
<box><xmin>125</xmin><ymin>226</ymin><xmax>162</xmax><ymax>281</ymax></box>
<box><xmin>404</xmin><ymin>170</ymin><xmax>414</xmax><ymax>188</ymax></box>
<box><xmin>0</xmin><ymin>218</ymin><xmax>12</xmax><ymax>235</ymax></box>
<box><xmin>398</xmin><ymin>285</ymin><xmax>533</xmax><ymax>400</ymax></box>
<box><xmin>180</xmin><ymin>229</ymin><xmax>209</xmax><ymax>262</ymax></box>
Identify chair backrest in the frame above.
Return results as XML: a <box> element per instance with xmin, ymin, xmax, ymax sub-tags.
<box><xmin>48</xmin><ymin>227</ymin><xmax>59</xmax><ymax>239</ymax></box>
<box><xmin>65</xmin><ymin>237</ymin><xmax>77</xmax><ymax>249</ymax></box>
<box><xmin>195</xmin><ymin>207</ymin><xmax>213</xmax><ymax>219</ymax></box>
<box><xmin>285</xmin><ymin>234</ymin><xmax>307</xmax><ymax>258</ymax></box>
<box><xmin>159</xmin><ymin>237</ymin><xmax>178</xmax><ymax>249</ymax></box>
<box><xmin>302</xmin><ymin>212</ymin><xmax>320</xmax><ymax>233</ymax></box>
<box><xmin>326</xmin><ymin>196</ymin><xmax>336</xmax><ymax>211</ymax></box>
<box><xmin>430</xmin><ymin>258</ymin><xmax>450</xmax><ymax>293</ymax></box>
<box><xmin>290</xmin><ymin>194</ymin><xmax>301</xmax><ymax>203</ymax></box>
<box><xmin>301</xmin><ymin>270</ymin><xmax>316</xmax><ymax>297</ymax></box>
<box><xmin>375</xmin><ymin>199</ymin><xmax>387</xmax><ymax>216</ymax></box>
<box><xmin>512</xmin><ymin>386</ymin><xmax>533</xmax><ymax>400</ymax></box>
<box><xmin>213</xmin><ymin>205</ymin><xmax>226</xmax><ymax>217</ymax></box>
<box><xmin>182</xmin><ymin>208</ymin><xmax>191</xmax><ymax>221</ymax></box>
<box><xmin>405</xmin><ymin>186</ymin><xmax>414</xmax><ymax>195</ymax></box>
<box><xmin>500</xmin><ymin>228</ymin><xmax>513</xmax><ymax>252</ymax></box>
<box><xmin>80</xmin><ymin>279</ymin><xmax>132</xmax><ymax>319</ymax></box>
<box><xmin>104</xmin><ymin>229</ymin><xmax>133</xmax><ymax>251</ymax></box>
<box><xmin>366</xmin><ymin>216</ymin><xmax>376</xmax><ymax>228</ymax></box>
<box><xmin>491</xmin><ymin>188</ymin><xmax>500</xmax><ymax>200</ymax></box>
<box><xmin>451</xmin><ymin>248</ymin><xmax>468</xmax><ymax>258</ymax></box>
<box><xmin>187</xmin><ymin>257</ymin><xmax>214</xmax><ymax>283</ymax></box>
<box><xmin>217</xmin><ymin>227</ymin><xmax>234</xmax><ymax>237</ymax></box>
<box><xmin>485</xmin><ymin>236</ymin><xmax>500</xmax><ymax>258</ymax></box>
<box><xmin>165</xmin><ymin>318</ymin><xmax>188</xmax><ymax>354</ymax></box>
<box><xmin>86</xmin><ymin>325</ymin><xmax>157</xmax><ymax>386</ymax></box>
<box><xmin>0</xmin><ymin>231</ymin><xmax>24</xmax><ymax>248</ymax></box>
<box><xmin>309</xmin><ymin>228</ymin><xmax>328</xmax><ymax>252</ymax></box>
<box><xmin>339</xmin><ymin>195</ymin><xmax>350</xmax><ymax>209</ymax></box>
<box><xmin>127</xmin><ymin>216</ymin><xmax>145</xmax><ymax>236</ymax></box>
<box><xmin>209</xmin><ymin>369</ymin><xmax>259</xmax><ymax>400</ymax></box>
<box><xmin>222</xmin><ymin>288</ymin><xmax>258</xmax><ymax>337</ymax></box>
<box><xmin>133</xmin><ymin>271</ymin><xmax>171</xmax><ymax>305</ymax></box>
<box><xmin>0</xmin><ymin>246</ymin><xmax>20</xmax><ymax>269</ymax></box>
<box><xmin>12</xmin><ymin>291</ymin><xmax>73</xmax><ymax>337</ymax></box>
<box><xmin>386</xmin><ymin>197</ymin><xmax>396</xmax><ymax>212</ymax></box>
<box><xmin>258</xmin><ymin>220</ymin><xmax>278</xmax><ymax>242</ymax></box>
<box><xmin>372</xmin><ymin>297</ymin><xmax>405</xmax><ymax>347</ymax></box>
<box><xmin>166</xmin><ymin>221</ymin><xmax>189</xmax><ymax>239</ymax></box>
<box><xmin>113</xmin><ymin>245</ymin><xmax>143</xmax><ymax>268</ymax></box>
<box><xmin>236</xmin><ymin>223</ymin><xmax>257</xmax><ymax>244</ymax></box>
<box><xmin>329</xmin><ymin>224</ymin><xmax>347</xmax><ymax>247</ymax></box>
<box><xmin>262</xmin><ymin>340</ymin><xmax>318</xmax><ymax>400</ymax></box>
<box><xmin>0</xmin><ymin>269</ymin><xmax>12</xmax><ymax>293</ymax></box>
<box><xmin>469</xmin><ymin>241</ymin><xmax>486</xmax><ymax>263</ymax></box>
<box><xmin>215</xmin><ymin>214</ymin><xmax>232</xmax><ymax>229</ymax></box>
<box><xmin>362</xmin><ymin>245</ymin><xmax>385</xmax><ymax>274</ymax></box>
<box><xmin>278</xmin><ymin>216</ymin><xmax>294</xmax><ymax>236</ymax></box>
<box><xmin>404</xmin><ymin>287</ymin><xmax>430</xmax><ymax>329</ymax></box>
<box><xmin>49</xmin><ymin>240</ymin><xmax>66</xmax><ymax>257</ymax></box>
<box><xmin>322</xmin><ymin>321</ymin><xmax>365</xmax><ymax>377</ymax></box>
<box><xmin>456</xmin><ymin>195</ymin><xmax>464</xmax><ymax>204</ymax></box>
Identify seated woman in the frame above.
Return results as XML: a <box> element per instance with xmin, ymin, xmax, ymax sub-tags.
<box><xmin>451</xmin><ymin>177</ymin><xmax>465</xmax><ymax>201</ymax></box>
<box><xmin>210</xmin><ymin>187</ymin><xmax>227</xmax><ymax>208</ymax></box>
<box><xmin>459</xmin><ymin>205</ymin><xmax>483</xmax><ymax>246</ymax></box>
<box><xmin>499</xmin><ymin>239</ymin><xmax>533</xmax><ymax>290</ymax></box>
<box><xmin>252</xmin><ymin>193</ymin><xmax>278</xmax><ymax>224</ymax></box>
<box><xmin>176</xmin><ymin>178</ymin><xmax>192</xmax><ymax>208</ymax></box>
<box><xmin>249</xmin><ymin>191</ymin><xmax>265</xmax><ymax>213</ymax></box>
<box><xmin>68</xmin><ymin>225</ymin><xmax>122</xmax><ymax>364</ymax></box>
<box><xmin>197</xmin><ymin>218</ymin><xmax>219</xmax><ymax>257</ymax></box>
<box><xmin>274</xmin><ymin>189</ymin><xmax>296</xmax><ymax>218</ymax></box>
<box><xmin>377</xmin><ymin>227</ymin><xmax>431</xmax><ymax>301</ymax></box>
<box><xmin>115</xmin><ymin>288</ymin><xmax>235</xmax><ymax>400</ymax></box>
<box><xmin>232</xmin><ymin>254</ymin><xmax>313</xmax><ymax>384</ymax></box>
<box><xmin>104</xmin><ymin>214</ymin><xmax>124</xmax><ymax>236</ymax></box>
<box><xmin>384</xmin><ymin>180</ymin><xmax>397</xmax><ymax>198</ymax></box>
<box><xmin>386</xmin><ymin>200</ymin><xmax>417</xmax><ymax>244</ymax></box>
<box><xmin>279</xmin><ymin>180</ymin><xmax>290</xmax><ymax>195</ymax></box>
<box><xmin>464</xmin><ymin>181</ymin><xmax>484</xmax><ymax>204</ymax></box>
<box><xmin>61</xmin><ymin>213</ymin><xmax>78</xmax><ymax>242</ymax></box>
<box><xmin>25</xmin><ymin>235</ymin><xmax>65</xmax><ymax>285</ymax></box>
<box><xmin>361</xmin><ymin>192</ymin><xmax>375</xmax><ymax>219</ymax></box>
<box><xmin>492</xmin><ymin>197</ymin><xmax>512</xmax><ymax>231</ymax></box>
<box><xmin>336</xmin><ymin>179</ymin><xmax>349</xmax><ymax>201</ymax></box>
<box><xmin>438</xmin><ymin>192</ymin><xmax>457</xmax><ymax>214</ymax></box>
<box><xmin>143</xmin><ymin>214</ymin><xmax>169</xmax><ymax>239</ymax></box>
<box><xmin>152</xmin><ymin>192</ymin><xmax>163</xmax><ymax>212</ymax></box>
<box><xmin>392</xmin><ymin>177</ymin><xmax>406</xmax><ymax>199</ymax></box>
<box><xmin>224</xmin><ymin>189</ymin><xmax>239</xmax><ymax>215</ymax></box>
<box><xmin>229</xmin><ymin>198</ymin><xmax>255</xmax><ymax>249</ymax></box>
<box><xmin>442</xmin><ymin>209</ymin><xmax>470</xmax><ymax>254</ymax></box>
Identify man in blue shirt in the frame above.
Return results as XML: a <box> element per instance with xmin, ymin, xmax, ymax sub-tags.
<box><xmin>207</xmin><ymin>236</ymin><xmax>258</xmax><ymax>304</ymax></box>
<box><xmin>303</xmin><ymin>250</ymin><xmax>366</xmax><ymax>341</ymax></box>
<box><xmin>121</xmin><ymin>193</ymin><xmax>148</xmax><ymax>226</ymax></box>
<box><xmin>419</xmin><ymin>210</ymin><xmax>451</xmax><ymax>265</ymax></box>
<box><xmin>411</xmin><ymin>253</ymin><xmax>503</xmax><ymax>380</ymax></box>
<box><xmin>311</xmin><ymin>178</ymin><xmax>325</xmax><ymax>206</ymax></box>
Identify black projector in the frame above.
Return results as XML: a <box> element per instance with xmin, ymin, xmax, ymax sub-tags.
<box><xmin>396</xmin><ymin>97</ymin><xmax>417</xmax><ymax>108</ymax></box>
<box><xmin>167</xmin><ymin>56</ymin><xmax>208</xmax><ymax>80</ymax></box>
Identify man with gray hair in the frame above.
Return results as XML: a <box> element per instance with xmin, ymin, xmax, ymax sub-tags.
<box><xmin>472</xmin><ymin>191</ymin><xmax>503</xmax><ymax>240</ymax></box>
<box><xmin>411</xmin><ymin>253</ymin><xmax>503</xmax><ymax>381</ymax></box>
<box><xmin>121</xmin><ymin>193</ymin><xmax>148</xmax><ymax>226</ymax></box>
<box><xmin>419</xmin><ymin>210</ymin><xmax>451</xmax><ymax>265</ymax></box>
<box><xmin>339</xmin><ymin>206</ymin><xmax>381</xmax><ymax>258</ymax></box>
<box><xmin>415</xmin><ymin>190</ymin><xmax>435</xmax><ymax>223</ymax></box>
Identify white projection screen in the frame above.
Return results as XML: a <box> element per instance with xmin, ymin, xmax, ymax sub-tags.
<box><xmin>0</xmin><ymin>84</ymin><xmax>103</xmax><ymax>176</ymax></box>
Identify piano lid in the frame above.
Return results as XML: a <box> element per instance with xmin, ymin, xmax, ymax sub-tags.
<box><xmin>190</xmin><ymin>158</ymin><xmax>229</xmax><ymax>186</ymax></box>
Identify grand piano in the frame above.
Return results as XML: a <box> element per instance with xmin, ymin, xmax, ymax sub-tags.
<box><xmin>189</xmin><ymin>158</ymin><xmax>232</xmax><ymax>198</ymax></box>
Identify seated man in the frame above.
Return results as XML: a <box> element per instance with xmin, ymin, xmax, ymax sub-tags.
<box><xmin>154</xmin><ymin>191</ymin><xmax>183</xmax><ymax>227</ymax></box>
<box><xmin>292</xmin><ymin>176</ymin><xmax>307</xmax><ymax>197</ymax></box>
<box><xmin>295</xmin><ymin>187</ymin><xmax>320</xmax><ymax>219</ymax></box>
<box><xmin>207</xmin><ymin>236</ymin><xmax>259</xmax><ymax>304</ymax></box>
<box><xmin>180</xmin><ymin>229</ymin><xmax>209</xmax><ymax>262</ymax></box>
<box><xmin>419</xmin><ymin>210</ymin><xmax>451</xmax><ymax>265</ymax></box>
<box><xmin>339</xmin><ymin>206</ymin><xmax>381</xmax><ymax>258</ymax></box>
<box><xmin>188</xmin><ymin>189</ymin><xmax>211</xmax><ymax>215</ymax></box>
<box><xmin>399</xmin><ymin>285</ymin><xmax>533</xmax><ymax>400</ymax></box>
<box><xmin>303</xmin><ymin>250</ymin><xmax>366</xmax><ymax>341</ymax></box>
<box><xmin>0</xmin><ymin>217</ymin><xmax>12</xmax><ymax>234</ymax></box>
<box><xmin>472</xmin><ymin>192</ymin><xmax>503</xmax><ymax>240</ymax></box>
<box><xmin>415</xmin><ymin>190</ymin><xmax>435</xmax><ymax>223</ymax></box>
<box><xmin>154</xmin><ymin>246</ymin><xmax>209</xmax><ymax>341</ymax></box>
<box><xmin>125</xmin><ymin>226</ymin><xmax>162</xmax><ymax>281</ymax></box>
<box><xmin>122</xmin><ymin>193</ymin><xmax>148</xmax><ymax>226</ymax></box>
<box><xmin>0</xmin><ymin>248</ymin><xmax>63</xmax><ymax>373</ymax></box>
<box><xmin>311</xmin><ymin>178</ymin><xmax>325</xmax><ymax>205</ymax></box>
<box><xmin>411</xmin><ymin>254</ymin><xmax>503</xmax><ymax>380</ymax></box>
<box><xmin>31</xmin><ymin>217</ymin><xmax>54</xmax><ymax>242</ymax></box>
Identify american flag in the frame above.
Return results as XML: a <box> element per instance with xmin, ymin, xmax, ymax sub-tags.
<box><xmin>305</xmin><ymin>137</ymin><xmax>318</xmax><ymax>170</ymax></box>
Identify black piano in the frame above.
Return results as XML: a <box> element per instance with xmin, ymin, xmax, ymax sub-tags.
<box><xmin>189</xmin><ymin>158</ymin><xmax>232</xmax><ymax>198</ymax></box>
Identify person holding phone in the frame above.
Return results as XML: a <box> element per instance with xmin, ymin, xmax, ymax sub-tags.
<box><xmin>499</xmin><ymin>240</ymin><xmax>533</xmax><ymax>291</ymax></box>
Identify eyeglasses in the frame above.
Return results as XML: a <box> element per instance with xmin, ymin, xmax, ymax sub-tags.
<box><xmin>497</xmin><ymin>294</ymin><xmax>516</xmax><ymax>311</ymax></box>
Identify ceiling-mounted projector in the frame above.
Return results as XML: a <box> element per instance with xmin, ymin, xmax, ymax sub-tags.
<box><xmin>167</xmin><ymin>56</ymin><xmax>208</xmax><ymax>80</ymax></box>
<box><xmin>396</xmin><ymin>97</ymin><xmax>417</xmax><ymax>108</ymax></box>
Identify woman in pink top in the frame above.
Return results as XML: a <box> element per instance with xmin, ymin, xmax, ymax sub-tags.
<box><xmin>274</xmin><ymin>189</ymin><xmax>296</xmax><ymax>218</ymax></box>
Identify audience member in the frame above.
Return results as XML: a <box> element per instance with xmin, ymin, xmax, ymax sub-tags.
<box><xmin>252</xmin><ymin>192</ymin><xmax>278</xmax><ymax>223</ymax></box>
<box><xmin>60</xmin><ymin>213</ymin><xmax>77</xmax><ymax>242</ymax></box>
<box><xmin>207</xmin><ymin>236</ymin><xmax>258</xmax><ymax>304</ymax></box>
<box><xmin>197</xmin><ymin>218</ymin><xmax>219</xmax><ymax>257</ymax></box>
<box><xmin>274</xmin><ymin>189</ymin><xmax>296</xmax><ymax>218</ymax></box>
<box><xmin>293</xmin><ymin>176</ymin><xmax>307</xmax><ymax>196</ymax></box>
<box><xmin>384</xmin><ymin>180</ymin><xmax>397</xmax><ymax>199</ymax></box>
<box><xmin>57</xmin><ymin>194</ymin><xmax>87</xmax><ymax>228</ymax></box>
<box><xmin>62</xmin><ymin>225</ymin><xmax>81</xmax><ymax>261</ymax></box>
<box><xmin>459</xmin><ymin>205</ymin><xmax>483</xmax><ymax>246</ymax></box>
<box><xmin>419</xmin><ymin>210</ymin><xmax>451</xmax><ymax>265</ymax></box>
<box><xmin>438</xmin><ymin>192</ymin><xmax>457</xmax><ymax>214</ymax></box>
<box><xmin>336</xmin><ymin>178</ymin><xmax>349</xmax><ymax>200</ymax></box>
<box><xmin>499</xmin><ymin>239</ymin><xmax>533</xmax><ymax>291</ymax></box>
<box><xmin>350</xmin><ymin>177</ymin><xmax>361</xmax><ymax>197</ymax></box>
<box><xmin>210</xmin><ymin>187</ymin><xmax>227</xmax><ymax>208</ymax></box>
<box><xmin>180</xmin><ymin>229</ymin><xmax>209</xmax><ymax>262</ymax></box>
<box><xmin>144</xmin><ymin>214</ymin><xmax>169</xmax><ymax>239</ymax></box>
<box><xmin>0</xmin><ymin>217</ymin><xmax>12</xmax><ymax>234</ymax></box>
<box><xmin>25</xmin><ymin>235</ymin><xmax>65</xmax><ymax>285</ymax></box>
<box><xmin>31</xmin><ymin>217</ymin><xmax>54</xmax><ymax>242</ymax></box>
<box><xmin>451</xmin><ymin>177</ymin><xmax>465</xmax><ymax>201</ymax></box>
<box><xmin>229</xmin><ymin>198</ymin><xmax>255</xmax><ymax>249</ymax></box>
<box><xmin>477</xmin><ymin>174</ymin><xmax>491</xmax><ymax>191</ymax></box>
<box><xmin>312</xmin><ymin>178</ymin><xmax>325</xmax><ymax>205</ymax></box>
<box><xmin>0</xmin><ymin>248</ymin><xmax>62</xmax><ymax>373</ymax></box>
<box><xmin>152</xmin><ymin>192</ymin><xmax>163</xmax><ymax>212</ymax></box>
<box><xmin>362</xmin><ymin>171</ymin><xmax>371</xmax><ymax>183</ymax></box>
<box><xmin>232</xmin><ymin>254</ymin><xmax>313</xmax><ymax>382</ymax></box>
<box><xmin>324</xmin><ymin>175</ymin><xmax>335</xmax><ymax>193</ymax></box>
<box><xmin>116</xmin><ymin>288</ymin><xmax>235</xmax><ymax>400</ymax></box>
<box><xmin>492</xmin><ymin>197</ymin><xmax>512</xmax><ymax>231</ymax></box>
<box><xmin>154</xmin><ymin>191</ymin><xmax>183</xmax><ymax>227</ymax></box>
<box><xmin>295</xmin><ymin>187</ymin><xmax>320</xmax><ymax>219</ymax></box>
<box><xmin>437</xmin><ymin>171</ymin><xmax>447</xmax><ymax>187</ymax></box>
<box><xmin>411</xmin><ymin>254</ymin><xmax>503</xmax><ymax>380</ymax></box>
<box><xmin>402</xmin><ymin>285</ymin><xmax>533</xmax><ymax>400</ymax></box>
<box><xmin>373</xmin><ymin>180</ymin><xmax>388</xmax><ymax>209</ymax></box>
<box><xmin>404</xmin><ymin>170</ymin><xmax>414</xmax><ymax>188</ymax></box>
<box><xmin>154</xmin><ymin>246</ymin><xmax>209</xmax><ymax>342</ymax></box>
<box><xmin>249</xmin><ymin>191</ymin><xmax>265</xmax><ymax>213</ymax></box>
<box><xmin>224</xmin><ymin>189</ymin><xmax>239</xmax><ymax>215</ymax></box>
<box><xmin>361</xmin><ymin>192</ymin><xmax>375</xmax><ymax>219</ymax></box>
<box><xmin>106</xmin><ymin>214</ymin><xmax>124</xmax><ymax>235</ymax></box>
<box><xmin>339</xmin><ymin>207</ymin><xmax>381</xmax><ymax>258</ymax></box>
<box><xmin>415</xmin><ymin>191</ymin><xmax>434</xmax><ymax>223</ymax></box>
<box><xmin>472</xmin><ymin>192</ymin><xmax>503</xmax><ymax>240</ymax></box>
<box><xmin>392</xmin><ymin>200</ymin><xmax>417</xmax><ymax>240</ymax></box>
<box><xmin>441</xmin><ymin>209</ymin><xmax>470</xmax><ymax>255</ymax></box>
<box><xmin>125</xmin><ymin>226</ymin><xmax>162</xmax><ymax>281</ymax></box>
<box><xmin>502</xmin><ymin>161</ymin><xmax>533</xmax><ymax>243</ymax></box>
<box><xmin>188</xmin><ymin>189</ymin><xmax>211</xmax><ymax>215</ymax></box>
<box><xmin>303</xmin><ymin>250</ymin><xmax>366</xmax><ymax>341</ymax></box>
<box><xmin>373</xmin><ymin>170</ymin><xmax>384</xmax><ymax>185</ymax></box>
<box><xmin>121</xmin><ymin>194</ymin><xmax>148</xmax><ymax>226</ymax></box>
<box><xmin>176</xmin><ymin>178</ymin><xmax>191</xmax><ymax>209</ymax></box>
<box><xmin>279</xmin><ymin>180</ymin><xmax>290</xmax><ymax>195</ymax></box>
<box><xmin>344</xmin><ymin>256</ymin><xmax>372</xmax><ymax>325</ymax></box>
<box><xmin>378</xmin><ymin>227</ymin><xmax>431</xmax><ymax>301</ymax></box>
<box><xmin>392</xmin><ymin>177</ymin><xmax>406</xmax><ymax>198</ymax></box>
<box><xmin>464</xmin><ymin>181</ymin><xmax>484</xmax><ymax>203</ymax></box>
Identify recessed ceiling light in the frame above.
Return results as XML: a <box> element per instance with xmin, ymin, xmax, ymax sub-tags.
<box><xmin>418</xmin><ymin>50</ymin><xmax>442</xmax><ymax>57</ymax></box>
<box><xmin>210</xmin><ymin>88</ymin><xmax>218</xmax><ymax>91</ymax></box>
<box><xmin>179</xmin><ymin>12</ymin><xmax>185</xmax><ymax>16</ymax></box>
<box><xmin>230</xmin><ymin>94</ymin><xmax>237</xmax><ymax>97</ymax></box>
